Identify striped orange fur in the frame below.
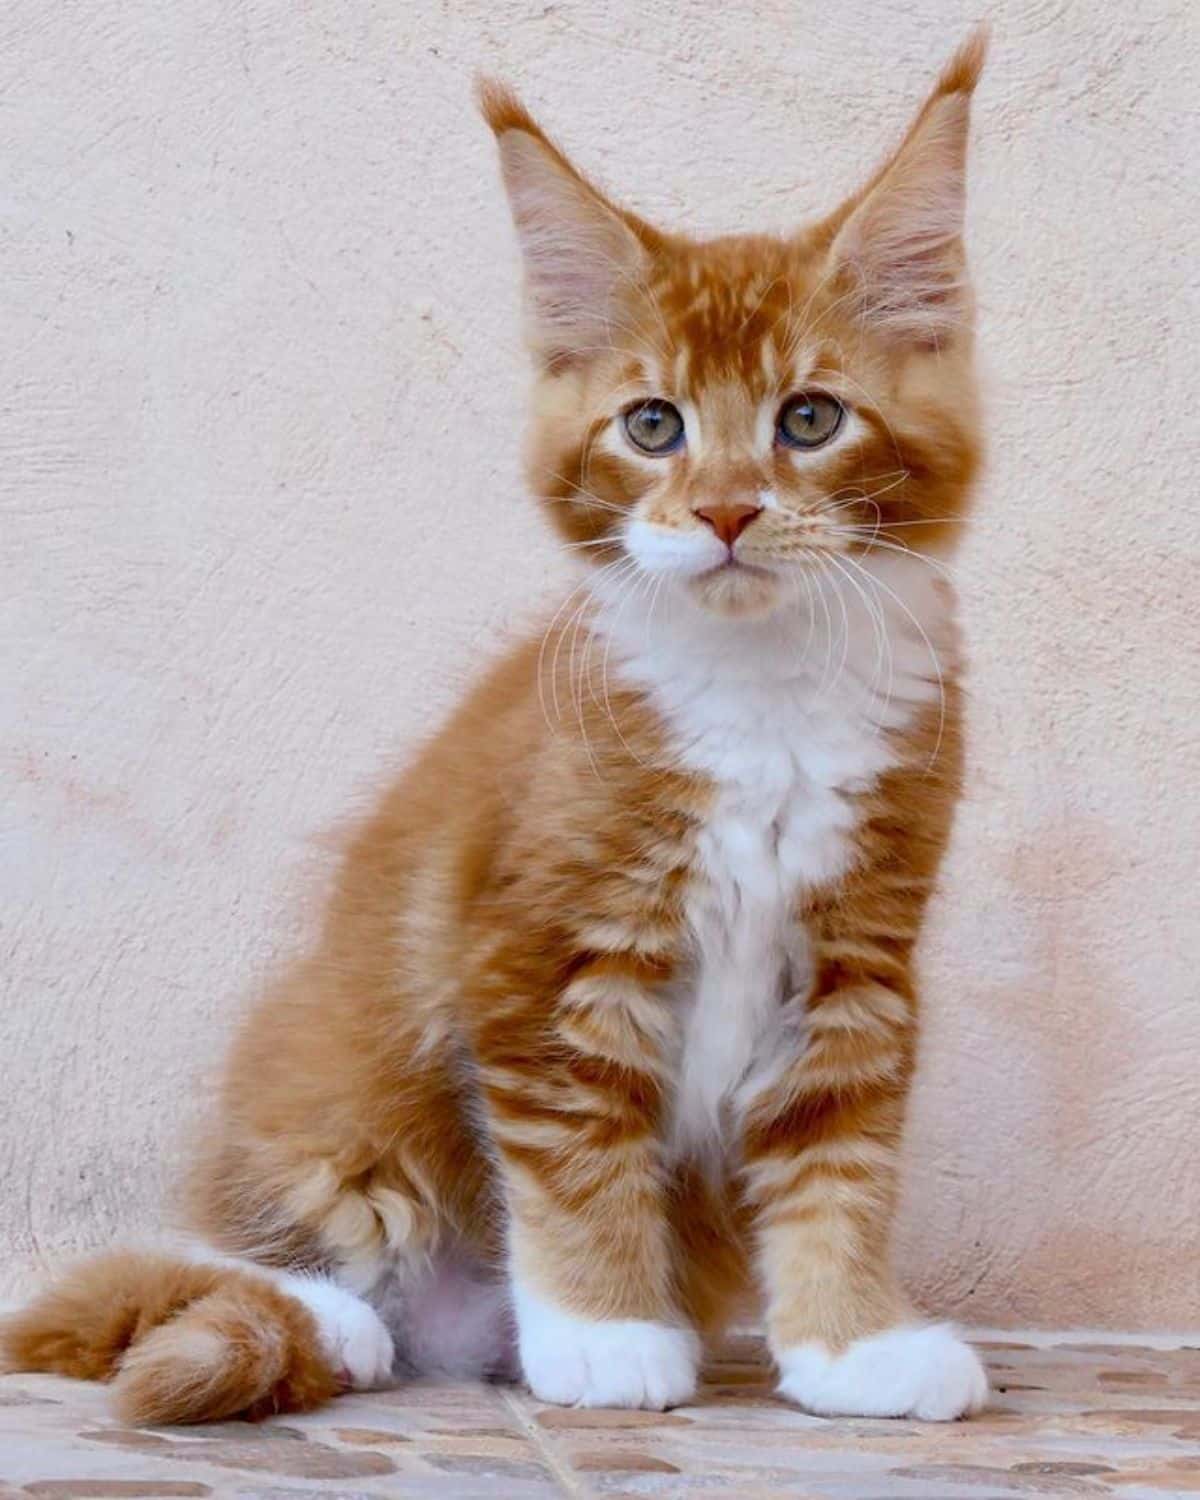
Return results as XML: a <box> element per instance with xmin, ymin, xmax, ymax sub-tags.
<box><xmin>3</xmin><ymin>32</ymin><xmax>990</xmax><ymax>1423</ymax></box>
<box><xmin>1</xmin><ymin>1253</ymin><xmax>340</xmax><ymax>1424</ymax></box>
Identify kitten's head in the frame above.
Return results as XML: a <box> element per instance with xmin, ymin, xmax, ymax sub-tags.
<box><xmin>482</xmin><ymin>34</ymin><xmax>985</xmax><ymax>620</ymax></box>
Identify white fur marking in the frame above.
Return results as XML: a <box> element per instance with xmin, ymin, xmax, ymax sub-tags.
<box><xmin>279</xmin><ymin>1273</ymin><xmax>396</xmax><ymax>1390</ymax></box>
<box><xmin>513</xmin><ymin>1279</ymin><xmax>698</xmax><ymax>1409</ymax></box>
<box><xmin>778</xmin><ymin>1322</ymin><xmax>988</xmax><ymax>1420</ymax></box>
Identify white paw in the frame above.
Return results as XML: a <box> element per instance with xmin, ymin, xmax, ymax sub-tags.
<box><xmin>281</xmin><ymin>1274</ymin><xmax>395</xmax><ymax>1390</ymax></box>
<box><xmin>513</xmin><ymin>1281</ymin><xmax>698</xmax><ymax>1410</ymax></box>
<box><xmin>777</xmin><ymin>1322</ymin><xmax>988</xmax><ymax>1421</ymax></box>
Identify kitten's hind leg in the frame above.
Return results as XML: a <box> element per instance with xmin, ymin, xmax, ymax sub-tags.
<box><xmin>273</xmin><ymin>1270</ymin><xmax>396</xmax><ymax>1391</ymax></box>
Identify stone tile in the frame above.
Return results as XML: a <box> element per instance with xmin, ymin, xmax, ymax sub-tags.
<box><xmin>5</xmin><ymin>1335</ymin><xmax>1200</xmax><ymax>1498</ymax></box>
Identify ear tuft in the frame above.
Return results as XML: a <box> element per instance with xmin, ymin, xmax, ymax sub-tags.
<box><xmin>933</xmin><ymin>24</ymin><xmax>989</xmax><ymax>99</ymax></box>
<box><xmin>475</xmin><ymin>76</ymin><xmax>544</xmax><ymax>140</ymax></box>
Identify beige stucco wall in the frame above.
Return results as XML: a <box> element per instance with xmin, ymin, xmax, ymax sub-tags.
<box><xmin>3</xmin><ymin>1</ymin><xmax>1197</xmax><ymax>1328</ymax></box>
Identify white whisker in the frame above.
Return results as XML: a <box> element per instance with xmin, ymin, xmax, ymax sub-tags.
<box><xmin>843</xmin><ymin>553</ymin><xmax>947</xmax><ymax>772</ymax></box>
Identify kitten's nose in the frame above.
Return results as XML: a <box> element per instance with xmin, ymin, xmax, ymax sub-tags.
<box><xmin>693</xmin><ymin>502</ymin><xmax>762</xmax><ymax>549</ymax></box>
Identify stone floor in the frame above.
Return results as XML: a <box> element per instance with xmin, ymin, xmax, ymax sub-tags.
<box><xmin>2</xmin><ymin>1334</ymin><xmax>1199</xmax><ymax>1498</ymax></box>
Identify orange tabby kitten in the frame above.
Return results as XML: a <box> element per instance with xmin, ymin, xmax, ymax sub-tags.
<box><xmin>3</xmin><ymin>33</ymin><xmax>989</xmax><ymax>1424</ymax></box>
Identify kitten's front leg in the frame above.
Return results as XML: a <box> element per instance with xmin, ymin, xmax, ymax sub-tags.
<box><xmin>743</xmin><ymin>883</ymin><xmax>987</xmax><ymax>1419</ymax></box>
<box><xmin>474</xmin><ymin>950</ymin><xmax>698</xmax><ymax>1410</ymax></box>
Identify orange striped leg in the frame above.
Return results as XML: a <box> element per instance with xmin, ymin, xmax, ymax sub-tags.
<box><xmin>743</xmin><ymin>950</ymin><xmax>987</xmax><ymax>1419</ymax></box>
<box><xmin>474</xmin><ymin>952</ymin><xmax>698</xmax><ymax>1410</ymax></box>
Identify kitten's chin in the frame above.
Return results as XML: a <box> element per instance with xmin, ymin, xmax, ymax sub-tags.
<box><xmin>686</xmin><ymin>563</ymin><xmax>783</xmax><ymax>620</ymax></box>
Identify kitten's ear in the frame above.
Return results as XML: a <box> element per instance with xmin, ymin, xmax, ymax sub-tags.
<box><xmin>822</xmin><ymin>29</ymin><xmax>987</xmax><ymax>346</ymax></box>
<box><xmin>478</xmin><ymin>80</ymin><xmax>657</xmax><ymax>365</ymax></box>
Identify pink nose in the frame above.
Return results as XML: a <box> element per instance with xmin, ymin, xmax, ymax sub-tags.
<box><xmin>693</xmin><ymin>502</ymin><xmax>762</xmax><ymax>549</ymax></box>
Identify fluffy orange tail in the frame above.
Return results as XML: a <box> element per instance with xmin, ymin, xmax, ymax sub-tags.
<box><xmin>0</xmin><ymin>1251</ymin><xmax>339</xmax><ymax>1424</ymax></box>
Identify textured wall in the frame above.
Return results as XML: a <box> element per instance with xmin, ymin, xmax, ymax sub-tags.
<box><xmin>3</xmin><ymin>0</ymin><xmax>1197</xmax><ymax>1328</ymax></box>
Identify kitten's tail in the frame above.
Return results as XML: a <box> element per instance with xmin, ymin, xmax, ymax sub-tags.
<box><xmin>0</xmin><ymin>1251</ymin><xmax>339</xmax><ymax>1424</ymax></box>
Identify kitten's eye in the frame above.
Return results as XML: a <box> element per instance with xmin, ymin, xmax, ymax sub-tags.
<box><xmin>777</xmin><ymin>392</ymin><xmax>844</xmax><ymax>450</ymax></box>
<box><xmin>623</xmin><ymin>399</ymin><xmax>685</xmax><ymax>455</ymax></box>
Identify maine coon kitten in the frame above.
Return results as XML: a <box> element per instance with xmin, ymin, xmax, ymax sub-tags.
<box><xmin>3</xmin><ymin>33</ymin><xmax>989</xmax><ymax>1424</ymax></box>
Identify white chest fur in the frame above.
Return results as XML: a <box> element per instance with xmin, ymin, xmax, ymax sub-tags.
<box><xmin>592</xmin><ymin>558</ymin><xmax>948</xmax><ymax>1159</ymax></box>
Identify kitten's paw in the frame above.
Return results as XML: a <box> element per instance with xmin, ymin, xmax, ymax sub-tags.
<box><xmin>282</xmin><ymin>1275</ymin><xmax>395</xmax><ymax>1390</ymax></box>
<box><xmin>513</xmin><ymin>1282</ymin><xmax>698</xmax><ymax>1409</ymax></box>
<box><xmin>777</xmin><ymin>1322</ymin><xmax>987</xmax><ymax>1421</ymax></box>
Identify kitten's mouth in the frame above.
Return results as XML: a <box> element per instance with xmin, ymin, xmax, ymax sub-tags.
<box><xmin>688</xmin><ymin>556</ymin><xmax>782</xmax><ymax>619</ymax></box>
<box><xmin>698</xmin><ymin>556</ymin><xmax>768</xmax><ymax>579</ymax></box>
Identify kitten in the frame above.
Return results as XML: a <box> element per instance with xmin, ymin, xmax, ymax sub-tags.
<box><xmin>3</xmin><ymin>32</ymin><xmax>989</xmax><ymax>1423</ymax></box>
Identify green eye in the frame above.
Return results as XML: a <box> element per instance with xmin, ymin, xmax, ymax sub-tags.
<box><xmin>777</xmin><ymin>392</ymin><xmax>845</xmax><ymax>450</ymax></box>
<box><xmin>623</xmin><ymin>398</ymin><xmax>685</xmax><ymax>455</ymax></box>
